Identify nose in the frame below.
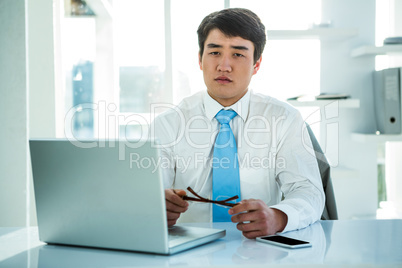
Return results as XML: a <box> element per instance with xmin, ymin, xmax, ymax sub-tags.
<box><xmin>217</xmin><ymin>55</ymin><xmax>232</xmax><ymax>72</ymax></box>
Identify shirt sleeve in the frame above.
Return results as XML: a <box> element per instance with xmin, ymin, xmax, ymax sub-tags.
<box><xmin>269</xmin><ymin>111</ymin><xmax>325</xmax><ymax>233</ymax></box>
<box><xmin>151</xmin><ymin>113</ymin><xmax>178</xmax><ymax>189</ymax></box>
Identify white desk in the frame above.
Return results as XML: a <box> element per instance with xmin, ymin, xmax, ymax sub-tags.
<box><xmin>0</xmin><ymin>220</ymin><xmax>401</xmax><ymax>267</ymax></box>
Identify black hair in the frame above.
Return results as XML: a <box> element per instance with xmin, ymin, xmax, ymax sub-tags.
<box><xmin>197</xmin><ymin>8</ymin><xmax>266</xmax><ymax>64</ymax></box>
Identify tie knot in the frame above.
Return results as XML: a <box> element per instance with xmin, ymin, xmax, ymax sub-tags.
<box><xmin>215</xmin><ymin>109</ymin><xmax>237</xmax><ymax>125</ymax></box>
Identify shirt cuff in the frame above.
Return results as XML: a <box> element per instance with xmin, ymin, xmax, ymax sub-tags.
<box><xmin>270</xmin><ymin>203</ymin><xmax>299</xmax><ymax>233</ymax></box>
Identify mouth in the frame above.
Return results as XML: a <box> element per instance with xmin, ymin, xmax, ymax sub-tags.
<box><xmin>215</xmin><ymin>76</ymin><xmax>233</xmax><ymax>84</ymax></box>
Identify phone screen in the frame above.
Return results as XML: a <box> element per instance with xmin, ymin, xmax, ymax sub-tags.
<box><xmin>260</xmin><ymin>235</ymin><xmax>309</xmax><ymax>246</ymax></box>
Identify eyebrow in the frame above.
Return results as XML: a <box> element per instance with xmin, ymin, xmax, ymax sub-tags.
<box><xmin>206</xmin><ymin>43</ymin><xmax>249</xmax><ymax>51</ymax></box>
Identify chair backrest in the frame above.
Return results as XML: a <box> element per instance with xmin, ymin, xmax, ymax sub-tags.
<box><xmin>305</xmin><ymin>124</ymin><xmax>338</xmax><ymax>220</ymax></box>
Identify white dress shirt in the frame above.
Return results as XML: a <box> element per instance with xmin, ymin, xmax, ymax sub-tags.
<box><xmin>152</xmin><ymin>90</ymin><xmax>325</xmax><ymax>232</ymax></box>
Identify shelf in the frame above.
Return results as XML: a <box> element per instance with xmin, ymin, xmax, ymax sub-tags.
<box><xmin>287</xmin><ymin>99</ymin><xmax>360</xmax><ymax>108</ymax></box>
<box><xmin>267</xmin><ymin>28</ymin><xmax>358</xmax><ymax>40</ymax></box>
<box><xmin>351</xmin><ymin>45</ymin><xmax>402</xmax><ymax>57</ymax></box>
<box><xmin>351</xmin><ymin>133</ymin><xmax>402</xmax><ymax>143</ymax></box>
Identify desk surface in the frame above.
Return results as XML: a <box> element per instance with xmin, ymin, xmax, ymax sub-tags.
<box><xmin>0</xmin><ymin>220</ymin><xmax>401</xmax><ymax>268</ymax></box>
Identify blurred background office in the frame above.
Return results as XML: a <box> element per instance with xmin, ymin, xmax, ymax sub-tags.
<box><xmin>1</xmin><ymin>0</ymin><xmax>402</xmax><ymax>227</ymax></box>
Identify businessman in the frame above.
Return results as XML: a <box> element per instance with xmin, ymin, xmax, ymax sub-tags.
<box><xmin>153</xmin><ymin>8</ymin><xmax>324</xmax><ymax>239</ymax></box>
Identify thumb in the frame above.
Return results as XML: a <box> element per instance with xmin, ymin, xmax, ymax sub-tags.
<box><xmin>174</xmin><ymin>189</ymin><xmax>187</xmax><ymax>197</ymax></box>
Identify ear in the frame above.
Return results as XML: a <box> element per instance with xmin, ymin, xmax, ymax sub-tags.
<box><xmin>198</xmin><ymin>52</ymin><xmax>203</xmax><ymax>70</ymax></box>
<box><xmin>253</xmin><ymin>56</ymin><xmax>262</xmax><ymax>75</ymax></box>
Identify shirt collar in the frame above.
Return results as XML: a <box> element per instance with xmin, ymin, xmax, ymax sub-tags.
<box><xmin>203</xmin><ymin>90</ymin><xmax>251</xmax><ymax>122</ymax></box>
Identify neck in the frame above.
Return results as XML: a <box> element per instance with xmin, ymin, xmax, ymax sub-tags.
<box><xmin>207</xmin><ymin>89</ymin><xmax>248</xmax><ymax>107</ymax></box>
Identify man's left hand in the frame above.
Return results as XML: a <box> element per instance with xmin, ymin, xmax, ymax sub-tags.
<box><xmin>229</xmin><ymin>199</ymin><xmax>288</xmax><ymax>239</ymax></box>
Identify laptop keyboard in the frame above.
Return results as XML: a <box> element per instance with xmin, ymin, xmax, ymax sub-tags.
<box><xmin>168</xmin><ymin>226</ymin><xmax>193</xmax><ymax>247</ymax></box>
<box><xmin>168</xmin><ymin>234</ymin><xmax>183</xmax><ymax>242</ymax></box>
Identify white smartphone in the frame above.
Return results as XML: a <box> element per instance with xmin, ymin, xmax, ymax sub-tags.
<box><xmin>256</xmin><ymin>235</ymin><xmax>311</xmax><ymax>249</ymax></box>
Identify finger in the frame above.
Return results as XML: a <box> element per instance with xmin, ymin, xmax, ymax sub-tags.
<box><xmin>236</xmin><ymin>221</ymin><xmax>272</xmax><ymax>239</ymax></box>
<box><xmin>167</xmin><ymin>210</ymin><xmax>181</xmax><ymax>221</ymax></box>
<box><xmin>173</xmin><ymin>189</ymin><xmax>186</xmax><ymax>197</ymax></box>
<box><xmin>229</xmin><ymin>199</ymin><xmax>259</xmax><ymax>215</ymax></box>
<box><xmin>236</xmin><ymin>220</ymin><xmax>266</xmax><ymax>233</ymax></box>
<box><xmin>168</xmin><ymin>219</ymin><xmax>177</xmax><ymax>226</ymax></box>
<box><xmin>165</xmin><ymin>189</ymin><xmax>188</xmax><ymax>207</ymax></box>
<box><xmin>231</xmin><ymin>209</ymin><xmax>268</xmax><ymax>223</ymax></box>
<box><xmin>166</xmin><ymin>199</ymin><xmax>188</xmax><ymax>213</ymax></box>
<box><xmin>242</xmin><ymin>229</ymin><xmax>269</xmax><ymax>239</ymax></box>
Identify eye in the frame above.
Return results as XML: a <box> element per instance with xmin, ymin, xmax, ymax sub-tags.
<box><xmin>209</xmin><ymin>52</ymin><xmax>220</xmax><ymax>56</ymax></box>
<box><xmin>234</xmin><ymin>53</ymin><xmax>244</xmax><ymax>58</ymax></box>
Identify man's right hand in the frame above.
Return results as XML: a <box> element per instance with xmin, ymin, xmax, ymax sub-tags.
<box><xmin>165</xmin><ymin>189</ymin><xmax>189</xmax><ymax>226</ymax></box>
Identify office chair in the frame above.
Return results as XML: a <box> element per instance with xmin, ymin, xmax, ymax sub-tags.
<box><xmin>306</xmin><ymin>124</ymin><xmax>338</xmax><ymax>220</ymax></box>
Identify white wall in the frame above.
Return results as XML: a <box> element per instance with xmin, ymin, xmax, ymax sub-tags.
<box><xmin>27</xmin><ymin>0</ymin><xmax>57</xmax><ymax>227</ymax></box>
<box><xmin>0</xmin><ymin>0</ymin><xmax>29</xmax><ymax>226</ymax></box>
<box><xmin>321</xmin><ymin>0</ymin><xmax>378</xmax><ymax>219</ymax></box>
<box><xmin>28</xmin><ymin>0</ymin><xmax>56</xmax><ymax>139</ymax></box>
<box><xmin>0</xmin><ymin>0</ymin><xmax>56</xmax><ymax>227</ymax></box>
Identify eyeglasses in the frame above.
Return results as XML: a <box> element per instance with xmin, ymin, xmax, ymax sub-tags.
<box><xmin>180</xmin><ymin>187</ymin><xmax>239</xmax><ymax>208</ymax></box>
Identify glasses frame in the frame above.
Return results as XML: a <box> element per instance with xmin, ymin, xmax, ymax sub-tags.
<box><xmin>179</xmin><ymin>187</ymin><xmax>239</xmax><ymax>208</ymax></box>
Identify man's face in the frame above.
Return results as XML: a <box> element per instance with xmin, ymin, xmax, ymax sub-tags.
<box><xmin>199</xmin><ymin>28</ymin><xmax>262</xmax><ymax>107</ymax></box>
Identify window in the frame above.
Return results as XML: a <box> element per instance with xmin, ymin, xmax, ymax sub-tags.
<box><xmin>61</xmin><ymin>17</ymin><xmax>96</xmax><ymax>139</ymax></box>
<box><xmin>224</xmin><ymin>0</ymin><xmax>321</xmax><ymax>101</ymax></box>
<box><xmin>115</xmin><ymin>0</ymin><xmax>166</xmax><ymax>113</ymax></box>
<box><xmin>57</xmin><ymin>0</ymin><xmax>322</xmax><ymax>139</ymax></box>
<box><xmin>170</xmin><ymin>0</ymin><xmax>220</xmax><ymax>101</ymax></box>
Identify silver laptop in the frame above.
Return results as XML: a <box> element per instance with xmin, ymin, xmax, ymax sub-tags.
<box><xmin>29</xmin><ymin>139</ymin><xmax>225</xmax><ymax>255</ymax></box>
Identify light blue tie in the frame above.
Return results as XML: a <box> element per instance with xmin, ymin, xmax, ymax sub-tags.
<box><xmin>212</xmin><ymin>109</ymin><xmax>241</xmax><ymax>222</ymax></box>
